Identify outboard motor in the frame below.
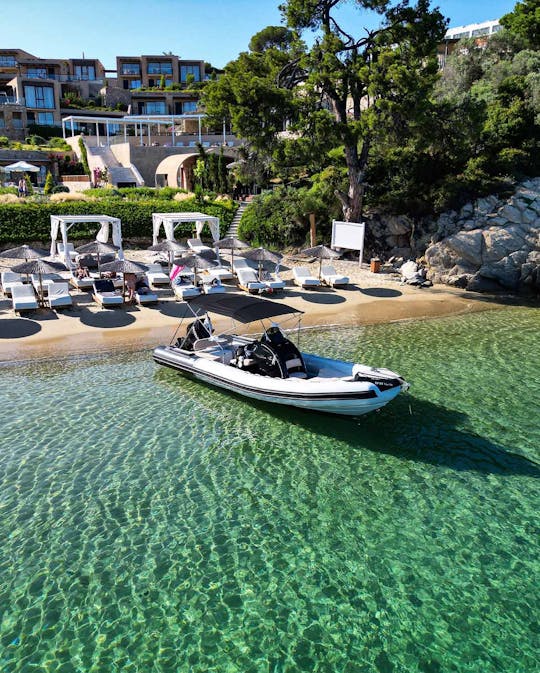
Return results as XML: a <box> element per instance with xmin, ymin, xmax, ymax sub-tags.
<box><xmin>177</xmin><ymin>318</ymin><xmax>212</xmax><ymax>351</ymax></box>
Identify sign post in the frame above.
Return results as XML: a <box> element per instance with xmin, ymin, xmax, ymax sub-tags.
<box><xmin>331</xmin><ymin>221</ymin><xmax>366</xmax><ymax>266</ymax></box>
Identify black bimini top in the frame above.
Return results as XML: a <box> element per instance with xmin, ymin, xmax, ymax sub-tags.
<box><xmin>189</xmin><ymin>293</ymin><xmax>303</xmax><ymax>324</ymax></box>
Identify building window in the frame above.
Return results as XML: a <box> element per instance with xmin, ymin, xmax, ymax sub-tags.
<box><xmin>12</xmin><ymin>113</ymin><xmax>23</xmax><ymax>129</ymax></box>
<box><xmin>142</xmin><ymin>101</ymin><xmax>167</xmax><ymax>114</ymax></box>
<box><xmin>183</xmin><ymin>101</ymin><xmax>198</xmax><ymax>113</ymax></box>
<box><xmin>24</xmin><ymin>85</ymin><xmax>55</xmax><ymax>109</ymax></box>
<box><xmin>0</xmin><ymin>115</ymin><xmax>5</xmax><ymax>128</ymax></box>
<box><xmin>26</xmin><ymin>68</ymin><xmax>49</xmax><ymax>79</ymax></box>
<box><xmin>129</xmin><ymin>80</ymin><xmax>142</xmax><ymax>89</ymax></box>
<box><xmin>180</xmin><ymin>65</ymin><xmax>200</xmax><ymax>82</ymax></box>
<box><xmin>147</xmin><ymin>61</ymin><xmax>173</xmax><ymax>75</ymax></box>
<box><xmin>471</xmin><ymin>27</ymin><xmax>490</xmax><ymax>37</ymax></box>
<box><xmin>74</xmin><ymin>65</ymin><xmax>96</xmax><ymax>80</ymax></box>
<box><xmin>36</xmin><ymin>112</ymin><xmax>54</xmax><ymax>125</ymax></box>
<box><xmin>121</xmin><ymin>63</ymin><xmax>141</xmax><ymax>75</ymax></box>
<box><xmin>0</xmin><ymin>56</ymin><xmax>17</xmax><ymax>67</ymax></box>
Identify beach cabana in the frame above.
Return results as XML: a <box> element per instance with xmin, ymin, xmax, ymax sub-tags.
<box><xmin>152</xmin><ymin>212</ymin><xmax>220</xmax><ymax>247</ymax></box>
<box><xmin>50</xmin><ymin>215</ymin><xmax>124</xmax><ymax>268</ymax></box>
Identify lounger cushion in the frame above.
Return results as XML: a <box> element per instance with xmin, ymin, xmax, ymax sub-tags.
<box><xmin>12</xmin><ymin>284</ymin><xmax>38</xmax><ymax>311</ymax></box>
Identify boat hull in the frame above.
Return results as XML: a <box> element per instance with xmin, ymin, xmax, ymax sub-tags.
<box><xmin>153</xmin><ymin>346</ymin><xmax>407</xmax><ymax>416</ymax></box>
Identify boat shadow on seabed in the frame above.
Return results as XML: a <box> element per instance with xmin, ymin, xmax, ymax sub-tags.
<box><xmin>156</xmin><ymin>370</ymin><xmax>540</xmax><ymax>479</ymax></box>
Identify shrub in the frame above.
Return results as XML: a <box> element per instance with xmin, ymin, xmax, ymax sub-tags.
<box><xmin>0</xmin><ymin>194</ymin><xmax>18</xmax><ymax>204</ymax></box>
<box><xmin>0</xmin><ymin>136</ymin><xmax>9</xmax><ymax>147</ymax></box>
<box><xmin>47</xmin><ymin>137</ymin><xmax>71</xmax><ymax>151</ymax></box>
<box><xmin>0</xmin><ymin>186</ymin><xmax>18</xmax><ymax>195</ymax></box>
<box><xmin>44</xmin><ymin>171</ymin><xmax>54</xmax><ymax>195</ymax></box>
<box><xmin>174</xmin><ymin>191</ymin><xmax>197</xmax><ymax>201</ymax></box>
<box><xmin>78</xmin><ymin>137</ymin><xmax>90</xmax><ymax>176</ymax></box>
<box><xmin>24</xmin><ymin>174</ymin><xmax>34</xmax><ymax>196</ymax></box>
<box><xmin>0</xmin><ymin>199</ymin><xmax>237</xmax><ymax>244</ymax></box>
<box><xmin>51</xmin><ymin>185</ymin><xmax>70</xmax><ymax>194</ymax></box>
<box><xmin>238</xmin><ymin>187</ymin><xmax>321</xmax><ymax>248</ymax></box>
<box><xmin>84</xmin><ymin>187</ymin><xmax>122</xmax><ymax>198</ymax></box>
<box><xmin>49</xmin><ymin>192</ymin><xmax>93</xmax><ymax>202</ymax></box>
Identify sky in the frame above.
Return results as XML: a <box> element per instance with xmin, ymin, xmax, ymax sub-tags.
<box><xmin>3</xmin><ymin>0</ymin><xmax>518</xmax><ymax>70</ymax></box>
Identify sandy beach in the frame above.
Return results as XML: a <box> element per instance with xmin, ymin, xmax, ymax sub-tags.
<box><xmin>0</xmin><ymin>253</ymin><xmax>509</xmax><ymax>362</ymax></box>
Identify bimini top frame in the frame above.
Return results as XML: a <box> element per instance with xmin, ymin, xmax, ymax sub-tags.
<box><xmin>169</xmin><ymin>293</ymin><xmax>304</xmax><ymax>345</ymax></box>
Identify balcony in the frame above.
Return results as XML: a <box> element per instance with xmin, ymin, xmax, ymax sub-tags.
<box><xmin>0</xmin><ymin>95</ymin><xmax>25</xmax><ymax>106</ymax></box>
<box><xmin>22</xmin><ymin>73</ymin><xmax>104</xmax><ymax>83</ymax></box>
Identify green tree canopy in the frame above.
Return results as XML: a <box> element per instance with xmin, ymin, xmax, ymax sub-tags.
<box><xmin>500</xmin><ymin>0</ymin><xmax>540</xmax><ymax>50</ymax></box>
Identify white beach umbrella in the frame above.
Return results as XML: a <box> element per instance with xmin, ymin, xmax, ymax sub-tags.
<box><xmin>3</xmin><ymin>161</ymin><xmax>40</xmax><ymax>173</ymax></box>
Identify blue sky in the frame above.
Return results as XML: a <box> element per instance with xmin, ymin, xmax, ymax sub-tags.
<box><xmin>5</xmin><ymin>0</ymin><xmax>517</xmax><ymax>70</ymax></box>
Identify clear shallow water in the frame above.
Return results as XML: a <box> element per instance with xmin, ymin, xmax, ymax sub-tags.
<box><xmin>0</xmin><ymin>306</ymin><xmax>538</xmax><ymax>673</ymax></box>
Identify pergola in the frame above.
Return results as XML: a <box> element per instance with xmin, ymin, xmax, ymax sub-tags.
<box><xmin>50</xmin><ymin>215</ymin><xmax>124</xmax><ymax>267</ymax></box>
<box><xmin>152</xmin><ymin>212</ymin><xmax>220</xmax><ymax>246</ymax></box>
<box><xmin>61</xmin><ymin>113</ymin><xmax>224</xmax><ymax>147</ymax></box>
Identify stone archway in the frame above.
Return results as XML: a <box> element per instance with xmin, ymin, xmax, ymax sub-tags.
<box><xmin>155</xmin><ymin>150</ymin><xmax>237</xmax><ymax>190</ymax></box>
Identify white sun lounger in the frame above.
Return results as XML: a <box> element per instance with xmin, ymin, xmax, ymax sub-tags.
<box><xmin>1</xmin><ymin>272</ymin><xmax>25</xmax><ymax>297</ymax></box>
<box><xmin>201</xmin><ymin>278</ymin><xmax>226</xmax><ymax>295</ymax></box>
<box><xmin>236</xmin><ymin>268</ymin><xmax>266</xmax><ymax>294</ymax></box>
<box><xmin>173</xmin><ymin>282</ymin><xmax>201</xmax><ymax>300</ymax></box>
<box><xmin>70</xmin><ymin>275</ymin><xmax>95</xmax><ymax>290</ymax></box>
<box><xmin>11</xmin><ymin>283</ymin><xmax>38</xmax><ymax>312</ymax></box>
<box><xmin>92</xmin><ymin>279</ymin><xmax>123</xmax><ymax>306</ymax></box>
<box><xmin>135</xmin><ymin>290</ymin><xmax>159</xmax><ymax>304</ymax></box>
<box><xmin>31</xmin><ymin>273</ymin><xmax>66</xmax><ymax>294</ymax></box>
<box><xmin>187</xmin><ymin>238</ymin><xmax>214</xmax><ymax>255</ymax></box>
<box><xmin>293</xmin><ymin>266</ymin><xmax>321</xmax><ymax>288</ymax></box>
<box><xmin>320</xmin><ymin>265</ymin><xmax>349</xmax><ymax>287</ymax></box>
<box><xmin>146</xmin><ymin>263</ymin><xmax>170</xmax><ymax>288</ymax></box>
<box><xmin>205</xmin><ymin>260</ymin><xmax>234</xmax><ymax>282</ymax></box>
<box><xmin>46</xmin><ymin>282</ymin><xmax>73</xmax><ymax>308</ymax></box>
<box><xmin>262</xmin><ymin>272</ymin><xmax>286</xmax><ymax>292</ymax></box>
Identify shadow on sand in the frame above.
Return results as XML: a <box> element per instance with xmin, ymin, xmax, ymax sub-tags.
<box><xmin>155</xmin><ymin>370</ymin><xmax>539</xmax><ymax>478</ymax></box>
<box><xmin>360</xmin><ymin>287</ymin><xmax>403</xmax><ymax>298</ymax></box>
<box><xmin>0</xmin><ymin>318</ymin><xmax>42</xmax><ymax>338</ymax></box>
<box><xmin>286</xmin><ymin>289</ymin><xmax>346</xmax><ymax>305</ymax></box>
<box><xmin>79</xmin><ymin>307</ymin><xmax>137</xmax><ymax>329</ymax></box>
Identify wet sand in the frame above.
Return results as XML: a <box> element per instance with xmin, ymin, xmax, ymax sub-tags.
<box><xmin>0</xmin><ymin>278</ymin><xmax>506</xmax><ymax>363</ymax></box>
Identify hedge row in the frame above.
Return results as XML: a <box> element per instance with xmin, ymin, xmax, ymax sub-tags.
<box><xmin>0</xmin><ymin>198</ymin><xmax>236</xmax><ymax>244</ymax></box>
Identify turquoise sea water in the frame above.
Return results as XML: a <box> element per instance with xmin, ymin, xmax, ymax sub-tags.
<box><xmin>0</xmin><ymin>306</ymin><xmax>538</xmax><ymax>673</ymax></box>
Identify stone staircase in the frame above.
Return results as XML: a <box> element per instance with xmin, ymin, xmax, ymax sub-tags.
<box><xmin>86</xmin><ymin>144</ymin><xmax>143</xmax><ymax>187</ymax></box>
<box><xmin>227</xmin><ymin>201</ymin><xmax>248</xmax><ymax>237</ymax></box>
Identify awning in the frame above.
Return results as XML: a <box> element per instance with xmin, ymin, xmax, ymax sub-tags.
<box><xmin>189</xmin><ymin>294</ymin><xmax>302</xmax><ymax>324</ymax></box>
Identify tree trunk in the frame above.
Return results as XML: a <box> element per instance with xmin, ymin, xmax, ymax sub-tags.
<box><xmin>336</xmin><ymin>139</ymin><xmax>370</xmax><ymax>222</ymax></box>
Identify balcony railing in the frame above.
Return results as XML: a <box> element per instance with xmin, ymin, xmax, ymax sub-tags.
<box><xmin>0</xmin><ymin>96</ymin><xmax>25</xmax><ymax>106</ymax></box>
<box><xmin>22</xmin><ymin>73</ymin><xmax>104</xmax><ymax>83</ymax></box>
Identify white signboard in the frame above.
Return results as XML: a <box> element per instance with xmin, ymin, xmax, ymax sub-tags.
<box><xmin>331</xmin><ymin>220</ymin><xmax>365</xmax><ymax>265</ymax></box>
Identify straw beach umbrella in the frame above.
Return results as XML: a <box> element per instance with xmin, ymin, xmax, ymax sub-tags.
<box><xmin>215</xmin><ymin>236</ymin><xmax>250</xmax><ymax>268</ymax></box>
<box><xmin>100</xmin><ymin>259</ymin><xmax>149</xmax><ymax>303</ymax></box>
<box><xmin>2</xmin><ymin>244</ymin><xmax>49</xmax><ymax>261</ymax></box>
<box><xmin>147</xmin><ymin>240</ymin><xmax>188</xmax><ymax>273</ymax></box>
<box><xmin>173</xmin><ymin>252</ymin><xmax>217</xmax><ymax>285</ymax></box>
<box><xmin>241</xmin><ymin>247</ymin><xmax>282</xmax><ymax>282</ymax></box>
<box><xmin>75</xmin><ymin>241</ymin><xmax>119</xmax><ymax>273</ymax></box>
<box><xmin>11</xmin><ymin>258</ymin><xmax>66</xmax><ymax>306</ymax></box>
<box><xmin>301</xmin><ymin>244</ymin><xmax>341</xmax><ymax>279</ymax></box>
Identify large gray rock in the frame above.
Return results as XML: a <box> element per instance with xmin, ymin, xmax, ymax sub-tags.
<box><xmin>445</xmin><ymin>230</ymin><xmax>483</xmax><ymax>264</ymax></box>
<box><xmin>425</xmin><ymin>178</ymin><xmax>540</xmax><ymax>293</ymax></box>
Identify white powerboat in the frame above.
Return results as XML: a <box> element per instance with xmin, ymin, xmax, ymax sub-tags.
<box><xmin>153</xmin><ymin>295</ymin><xmax>409</xmax><ymax>416</ymax></box>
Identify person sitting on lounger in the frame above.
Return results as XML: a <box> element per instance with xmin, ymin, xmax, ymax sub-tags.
<box><xmin>135</xmin><ymin>276</ymin><xmax>151</xmax><ymax>295</ymax></box>
<box><xmin>74</xmin><ymin>265</ymin><xmax>90</xmax><ymax>279</ymax></box>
